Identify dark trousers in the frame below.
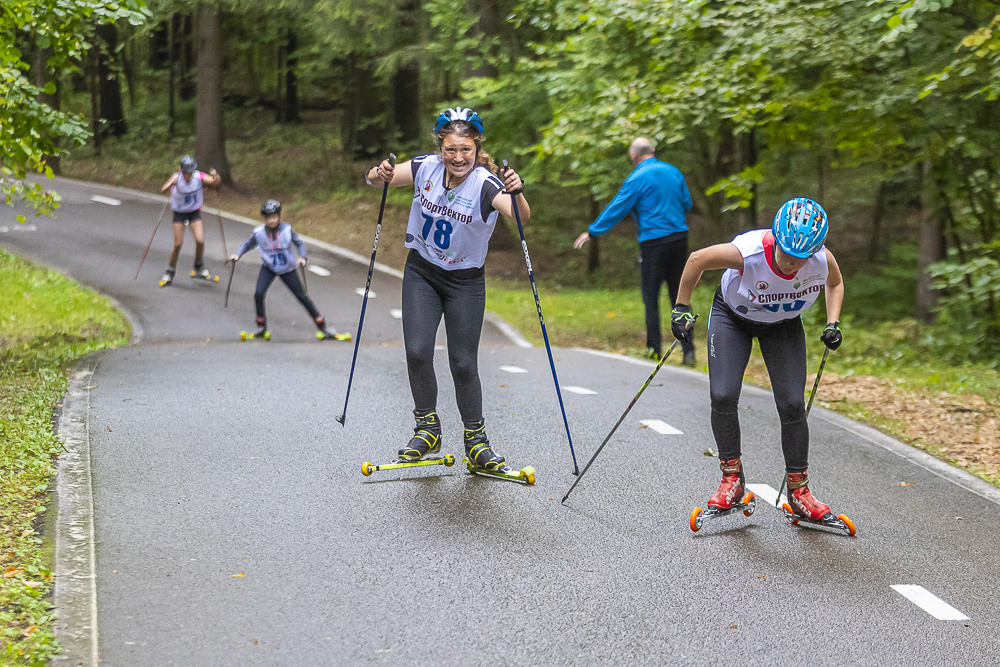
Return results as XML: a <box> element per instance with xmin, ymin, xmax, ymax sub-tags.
<box><xmin>707</xmin><ymin>289</ymin><xmax>809</xmax><ymax>472</ymax></box>
<box><xmin>254</xmin><ymin>265</ymin><xmax>320</xmax><ymax>321</ymax></box>
<box><xmin>402</xmin><ymin>250</ymin><xmax>486</xmax><ymax>423</ymax></box>
<box><xmin>640</xmin><ymin>233</ymin><xmax>692</xmax><ymax>356</ymax></box>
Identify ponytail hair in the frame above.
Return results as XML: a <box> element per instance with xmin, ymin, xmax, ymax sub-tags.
<box><xmin>434</xmin><ymin>121</ymin><xmax>499</xmax><ymax>176</ymax></box>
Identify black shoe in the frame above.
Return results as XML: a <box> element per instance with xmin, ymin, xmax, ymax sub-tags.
<box><xmin>683</xmin><ymin>350</ymin><xmax>696</xmax><ymax>367</ymax></box>
<box><xmin>398</xmin><ymin>409</ymin><xmax>442</xmax><ymax>461</ymax></box>
<box><xmin>464</xmin><ymin>420</ymin><xmax>508</xmax><ymax>472</ymax></box>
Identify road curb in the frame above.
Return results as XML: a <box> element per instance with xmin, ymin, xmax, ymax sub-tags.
<box><xmin>53</xmin><ymin>361</ymin><xmax>102</xmax><ymax>667</ymax></box>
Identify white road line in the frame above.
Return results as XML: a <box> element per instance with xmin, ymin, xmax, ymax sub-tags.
<box><xmin>90</xmin><ymin>195</ymin><xmax>121</xmax><ymax>205</ymax></box>
<box><xmin>0</xmin><ymin>225</ymin><xmax>38</xmax><ymax>233</ymax></box>
<box><xmin>355</xmin><ymin>288</ymin><xmax>376</xmax><ymax>298</ymax></box>
<box><xmin>891</xmin><ymin>585</ymin><xmax>970</xmax><ymax>621</ymax></box>
<box><xmin>564</xmin><ymin>386</ymin><xmax>597</xmax><ymax>395</ymax></box>
<box><xmin>500</xmin><ymin>366</ymin><xmax>528</xmax><ymax>374</ymax></box>
<box><xmin>746</xmin><ymin>483</ymin><xmax>787</xmax><ymax>508</ymax></box>
<box><xmin>434</xmin><ymin>345</ymin><xmax>446</xmax><ymax>351</ymax></box>
<box><xmin>307</xmin><ymin>265</ymin><xmax>331</xmax><ymax>276</ymax></box>
<box><xmin>390</xmin><ymin>309</ymin><xmax>402</xmax><ymax>319</ymax></box>
<box><xmin>639</xmin><ymin>419</ymin><xmax>683</xmax><ymax>435</ymax></box>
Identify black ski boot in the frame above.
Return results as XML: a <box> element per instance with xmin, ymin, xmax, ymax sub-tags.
<box><xmin>192</xmin><ymin>264</ymin><xmax>212</xmax><ymax>280</ymax></box>
<box><xmin>159</xmin><ymin>267</ymin><xmax>176</xmax><ymax>287</ymax></box>
<box><xmin>397</xmin><ymin>409</ymin><xmax>442</xmax><ymax>461</ymax></box>
<box><xmin>464</xmin><ymin>420</ymin><xmax>509</xmax><ymax>473</ymax></box>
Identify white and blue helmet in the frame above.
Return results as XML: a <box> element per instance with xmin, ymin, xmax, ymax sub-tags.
<box><xmin>179</xmin><ymin>155</ymin><xmax>198</xmax><ymax>173</ymax></box>
<box><xmin>434</xmin><ymin>107</ymin><xmax>484</xmax><ymax>134</ymax></box>
<box><xmin>772</xmin><ymin>198</ymin><xmax>828</xmax><ymax>258</ymax></box>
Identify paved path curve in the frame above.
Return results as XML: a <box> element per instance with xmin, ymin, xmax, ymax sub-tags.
<box><xmin>3</xmin><ymin>178</ymin><xmax>999</xmax><ymax>666</ymax></box>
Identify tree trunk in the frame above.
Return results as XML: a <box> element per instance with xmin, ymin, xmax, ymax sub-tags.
<box><xmin>916</xmin><ymin>160</ymin><xmax>945</xmax><ymax>323</ymax></box>
<box><xmin>276</xmin><ymin>31</ymin><xmax>286</xmax><ymax>123</ymax></box>
<box><xmin>868</xmin><ymin>180</ymin><xmax>886</xmax><ymax>262</ymax></box>
<box><xmin>588</xmin><ymin>197</ymin><xmax>601</xmax><ymax>272</ymax></box>
<box><xmin>340</xmin><ymin>55</ymin><xmax>386</xmax><ymax>160</ymax></box>
<box><xmin>285</xmin><ymin>30</ymin><xmax>300</xmax><ymax>123</ymax></box>
<box><xmin>742</xmin><ymin>129</ymin><xmax>758</xmax><ymax>229</ymax></box>
<box><xmin>89</xmin><ymin>47</ymin><xmax>101</xmax><ymax>153</ymax></box>
<box><xmin>465</xmin><ymin>0</ymin><xmax>500</xmax><ymax>79</ymax></box>
<box><xmin>179</xmin><ymin>14</ymin><xmax>195</xmax><ymax>101</ymax></box>
<box><xmin>168</xmin><ymin>15</ymin><xmax>176</xmax><ymax>138</ymax></box>
<box><xmin>392</xmin><ymin>65</ymin><xmax>420</xmax><ymax>143</ymax></box>
<box><xmin>195</xmin><ymin>3</ymin><xmax>231</xmax><ymax>184</ymax></box>
<box><xmin>96</xmin><ymin>23</ymin><xmax>127</xmax><ymax>136</ymax></box>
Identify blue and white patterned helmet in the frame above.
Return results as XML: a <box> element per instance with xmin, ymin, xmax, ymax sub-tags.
<box><xmin>179</xmin><ymin>155</ymin><xmax>198</xmax><ymax>173</ymax></box>
<box><xmin>772</xmin><ymin>198</ymin><xmax>828</xmax><ymax>258</ymax></box>
<box><xmin>434</xmin><ymin>107</ymin><xmax>484</xmax><ymax>134</ymax></box>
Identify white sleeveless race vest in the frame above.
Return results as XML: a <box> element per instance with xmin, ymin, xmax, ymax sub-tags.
<box><xmin>405</xmin><ymin>155</ymin><xmax>502</xmax><ymax>270</ymax></box>
<box><xmin>170</xmin><ymin>171</ymin><xmax>204</xmax><ymax>213</ymax></box>
<box><xmin>720</xmin><ymin>229</ymin><xmax>828</xmax><ymax>324</ymax></box>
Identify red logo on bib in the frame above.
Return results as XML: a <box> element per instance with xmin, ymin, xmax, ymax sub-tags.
<box><xmin>756</xmin><ymin>281</ymin><xmax>769</xmax><ymax>291</ymax></box>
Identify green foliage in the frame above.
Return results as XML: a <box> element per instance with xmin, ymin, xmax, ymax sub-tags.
<box><xmin>1</xmin><ymin>0</ymin><xmax>148</xmax><ymax>221</ymax></box>
<box><xmin>929</xmin><ymin>254</ymin><xmax>1000</xmax><ymax>366</ymax></box>
<box><xmin>0</xmin><ymin>248</ymin><xmax>130</xmax><ymax>665</ymax></box>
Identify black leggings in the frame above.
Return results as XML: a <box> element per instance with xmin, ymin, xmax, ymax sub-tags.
<box><xmin>402</xmin><ymin>251</ymin><xmax>485</xmax><ymax>423</ymax></box>
<box><xmin>254</xmin><ymin>265</ymin><xmax>320</xmax><ymax>321</ymax></box>
<box><xmin>640</xmin><ymin>233</ymin><xmax>692</xmax><ymax>356</ymax></box>
<box><xmin>707</xmin><ymin>289</ymin><xmax>809</xmax><ymax>472</ymax></box>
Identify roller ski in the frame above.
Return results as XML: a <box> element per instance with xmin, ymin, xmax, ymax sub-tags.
<box><xmin>240</xmin><ymin>318</ymin><xmax>271</xmax><ymax>341</ymax></box>
<box><xmin>462</xmin><ymin>420</ymin><xmax>535</xmax><ymax>485</ymax></box>
<box><xmin>159</xmin><ymin>267</ymin><xmax>175</xmax><ymax>288</ymax></box>
<box><xmin>190</xmin><ymin>265</ymin><xmax>220</xmax><ymax>282</ymax></box>
<box><xmin>690</xmin><ymin>458</ymin><xmax>756</xmax><ymax>532</ymax></box>
<box><xmin>777</xmin><ymin>471</ymin><xmax>856</xmax><ymax>536</ymax></box>
<box><xmin>362</xmin><ymin>410</ymin><xmax>455</xmax><ymax>477</ymax></box>
<box><xmin>313</xmin><ymin>317</ymin><xmax>352</xmax><ymax>341</ymax></box>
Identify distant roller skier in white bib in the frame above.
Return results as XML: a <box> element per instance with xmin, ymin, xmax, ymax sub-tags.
<box><xmin>671</xmin><ymin>198</ymin><xmax>846</xmax><ymax>522</ymax></box>
<box><xmin>158</xmin><ymin>155</ymin><xmax>220</xmax><ymax>286</ymax></box>
<box><xmin>367</xmin><ymin>108</ymin><xmax>527</xmax><ymax>475</ymax></box>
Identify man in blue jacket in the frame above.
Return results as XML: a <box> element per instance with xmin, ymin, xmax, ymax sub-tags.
<box><xmin>574</xmin><ymin>138</ymin><xmax>695</xmax><ymax>365</ymax></box>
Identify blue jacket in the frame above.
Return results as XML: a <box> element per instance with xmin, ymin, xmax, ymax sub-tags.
<box><xmin>588</xmin><ymin>158</ymin><xmax>692</xmax><ymax>243</ymax></box>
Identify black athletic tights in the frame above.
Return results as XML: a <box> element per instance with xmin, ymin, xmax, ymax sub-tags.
<box><xmin>402</xmin><ymin>250</ymin><xmax>485</xmax><ymax>423</ymax></box>
<box><xmin>707</xmin><ymin>288</ymin><xmax>809</xmax><ymax>472</ymax></box>
<box><xmin>254</xmin><ymin>265</ymin><xmax>320</xmax><ymax>321</ymax></box>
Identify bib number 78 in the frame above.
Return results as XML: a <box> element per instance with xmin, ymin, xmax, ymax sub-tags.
<box><xmin>421</xmin><ymin>213</ymin><xmax>453</xmax><ymax>249</ymax></box>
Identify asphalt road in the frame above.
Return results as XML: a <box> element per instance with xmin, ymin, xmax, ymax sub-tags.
<box><xmin>4</xmin><ymin>178</ymin><xmax>999</xmax><ymax>666</ymax></box>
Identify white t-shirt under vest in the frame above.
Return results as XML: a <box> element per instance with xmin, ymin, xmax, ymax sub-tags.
<box><xmin>405</xmin><ymin>155</ymin><xmax>503</xmax><ymax>270</ymax></box>
<box><xmin>170</xmin><ymin>172</ymin><xmax>205</xmax><ymax>213</ymax></box>
<box><xmin>720</xmin><ymin>229</ymin><xmax>828</xmax><ymax>324</ymax></box>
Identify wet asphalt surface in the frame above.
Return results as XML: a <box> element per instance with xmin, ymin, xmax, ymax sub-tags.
<box><xmin>3</xmin><ymin>178</ymin><xmax>999</xmax><ymax>666</ymax></box>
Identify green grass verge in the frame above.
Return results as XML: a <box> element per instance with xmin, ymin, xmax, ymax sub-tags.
<box><xmin>0</xmin><ymin>249</ymin><xmax>130</xmax><ymax>665</ymax></box>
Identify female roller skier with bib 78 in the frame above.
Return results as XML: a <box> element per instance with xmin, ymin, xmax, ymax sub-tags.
<box><xmin>671</xmin><ymin>198</ymin><xmax>849</xmax><ymax>528</ymax></box>
<box><xmin>367</xmin><ymin>107</ymin><xmax>527</xmax><ymax>475</ymax></box>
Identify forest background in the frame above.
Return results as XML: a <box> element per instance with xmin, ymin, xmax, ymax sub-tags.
<box><xmin>5</xmin><ymin>0</ymin><xmax>1000</xmax><ymax>487</ymax></box>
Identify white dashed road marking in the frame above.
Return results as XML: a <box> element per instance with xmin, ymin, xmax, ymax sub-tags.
<box><xmin>639</xmin><ymin>419</ymin><xmax>683</xmax><ymax>435</ymax></box>
<box><xmin>355</xmin><ymin>288</ymin><xmax>376</xmax><ymax>298</ymax></box>
<box><xmin>746</xmin><ymin>483</ymin><xmax>787</xmax><ymax>508</ymax></box>
<box><xmin>307</xmin><ymin>265</ymin><xmax>331</xmax><ymax>276</ymax></box>
<box><xmin>564</xmin><ymin>386</ymin><xmax>597</xmax><ymax>395</ymax></box>
<box><xmin>500</xmin><ymin>366</ymin><xmax>528</xmax><ymax>374</ymax></box>
<box><xmin>890</xmin><ymin>585</ymin><xmax>970</xmax><ymax>621</ymax></box>
<box><xmin>90</xmin><ymin>195</ymin><xmax>121</xmax><ymax>205</ymax></box>
<box><xmin>390</xmin><ymin>309</ymin><xmax>402</xmax><ymax>319</ymax></box>
<box><xmin>0</xmin><ymin>225</ymin><xmax>38</xmax><ymax>233</ymax></box>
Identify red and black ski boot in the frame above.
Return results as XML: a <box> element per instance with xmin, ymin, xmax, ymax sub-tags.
<box><xmin>779</xmin><ymin>471</ymin><xmax>856</xmax><ymax>536</ymax></box>
<box><xmin>690</xmin><ymin>458</ymin><xmax>756</xmax><ymax>532</ymax></box>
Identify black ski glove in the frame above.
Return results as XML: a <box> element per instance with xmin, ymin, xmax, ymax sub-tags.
<box><xmin>671</xmin><ymin>304</ymin><xmax>696</xmax><ymax>343</ymax></box>
<box><xmin>820</xmin><ymin>321</ymin><xmax>842</xmax><ymax>351</ymax></box>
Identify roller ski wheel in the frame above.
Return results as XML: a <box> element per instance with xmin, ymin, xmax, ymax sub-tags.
<box><xmin>463</xmin><ymin>459</ymin><xmax>536</xmax><ymax>485</ymax></box>
<box><xmin>360</xmin><ymin>454</ymin><xmax>456</xmax><ymax>477</ymax></box>
<box><xmin>689</xmin><ymin>492</ymin><xmax>756</xmax><ymax>533</ymax></box>
<box><xmin>240</xmin><ymin>330</ymin><xmax>271</xmax><ymax>341</ymax></box>
<box><xmin>316</xmin><ymin>330</ymin><xmax>352</xmax><ymax>341</ymax></box>
<box><xmin>780</xmin><ymin>503</ymin><xmax>856</xmax><ymax>537</ymax></box>
<box><xmin>190</xmin><ymin>269</ymin><xmax>220</xmax><ymax>282</ymax></box>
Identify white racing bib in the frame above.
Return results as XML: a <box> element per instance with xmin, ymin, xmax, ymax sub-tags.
<box><xmin>721</xmin><ymin>229</ymin><xmax>828</xmax><ymax>323</ymax></box>
<box><xmin>170</xmin><ymin>172</ymin><xmax>204</xmax><ymax>213</ymax></box>
<box><xmin>405</xmin><ymin>155</ymin><xmax>502</xmax><ymax>270</ymax></box>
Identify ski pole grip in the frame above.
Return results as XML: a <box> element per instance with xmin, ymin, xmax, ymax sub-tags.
<box><xmin>388</xmin><ymin>153</ymin><xmax>396</xmax><ymax>167</ymax></box>
<box><xmin>687</xmin><ymin>313</ymin><xmax>699</xmax><ymax>330</ymax></box>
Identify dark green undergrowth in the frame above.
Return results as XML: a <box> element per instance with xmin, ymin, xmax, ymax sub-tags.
<box><xmin>0</xmin><ymin>249</ymin><xmax>130</xmax><ymax>665</ymax></box>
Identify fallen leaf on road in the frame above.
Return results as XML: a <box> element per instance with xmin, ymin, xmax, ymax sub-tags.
<box><xmin>704</xmin><ymin>448</ymin><xmax>718</xmax><ymax>457</ymax></box>
<box><xmin>639</xmin><ymin>424</ymin><xmax>648</xmax><ymax>429</ymax></box>
<box><xmin>107</xmin><ymin>425</ymin><xmax>112</xmax><ymax>432</ymax></box>
<box><xmin>252</xmin><ymin>638</ymin><xmax>258</xmax><ymax>645</ymax></box>
<box><xmin>232</xmin><ymin>572</ymin><xmax>245</xmax><ymax>577</ymax></box>
<box><xmin>897</xmin><ymin>482</ymin><xmax>916</xmax><ymax>486</ymax></box>
<box><xmin>499</xmin><ymin>385</ymin><xmax>508</xmax><ymax>388</ymax></box>
<box><xmin>956</xmin><ymin>517</ymin><xmax>964</xmax><ymax>521</ymax></box>
<box><xmin>730</xmin><ymin>625</ymin><xmax>737</xmax><ymax>629</ymax></box>
<box><xmin>86</xmin><ymin>385</ymin><xmax>98</xmax><ymax>389</ymax></box>
<box><xmin>3</xmin><ymin>567</ymin><xmax>20</xmax><ymax>578</ymax></box>
<box><xmin>757</xmin><ymin>575</ymin><xmax>766</xmax><ymax>579</ymax></box>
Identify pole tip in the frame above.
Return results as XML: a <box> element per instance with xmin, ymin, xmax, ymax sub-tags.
<box><xmin>560</xmin><ymin>495</ymin><xmax>569</xmax><ymax>505</ymax></box>
<box><xmin>335</xmin><ymin>415</ymin><xmax>346</xmax><ymax>426</ymax></box>
<box><xmin>572</xmin><ymin>467</ymin><xmax>580</xmax><ymax>476</ymax></box>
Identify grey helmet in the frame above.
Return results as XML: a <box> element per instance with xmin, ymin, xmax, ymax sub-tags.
<box><xmin>179</xmin><ymin>155</ymin><xmax>198</xmax><ymax>173</ymax></box>
<box><xmin>260</xmin><ymin>199</ymin><xmax>282</xmax><ymax>216</ymax></box>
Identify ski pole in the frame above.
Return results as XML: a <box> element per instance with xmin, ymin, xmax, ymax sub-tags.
<box><xmin>503</xmin><ymin>160</ymin><xmax>580</xmax><ymax>476</ymax></box>
<box><xmin>135</xmin><ymin>199</ymin><xmax>169</xmax><ymax>279</ymax></box>
<box><xmin>336</xmin><ymin>153</ymin><xmax>395</xmax><ymax>427</ymax></box>
<box><xmin>562</xmin><ymin>315</ymin><xmax>698</xmax><ymax>504</ymax></box>
<box><xmin>775</xmin><ymin>346</ymin><xmax>831</xmax><ymax>508</ymax></box>
<box><xmin>223</xmin><ymin>259</ymin><xmax>236</xmax><ymax>308</ymax></box>
<box><xmin>299</xmin><ymin>264</ymin><xmax>309</xmax><ymax>296</ymax></box>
